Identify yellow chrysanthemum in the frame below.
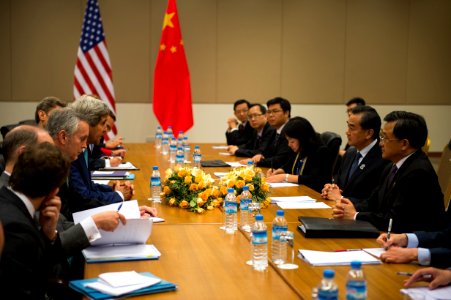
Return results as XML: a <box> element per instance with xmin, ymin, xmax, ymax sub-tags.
<box><xmin>180</xmin><ymin>200</ymin><xmax>189</xmax><ymax>208</ymax></box>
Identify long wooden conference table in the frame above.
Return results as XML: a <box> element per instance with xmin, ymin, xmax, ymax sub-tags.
<box><xmin>84</xmin><ymin>143</ymin><xmax>422</xmax><ymax>299</ymax></box>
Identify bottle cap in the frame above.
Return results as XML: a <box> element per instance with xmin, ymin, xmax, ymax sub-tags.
<box><xmin>255</xmin><ymin>214</ymin><xmax>263</xmax><ymax>221</ymax></box>
<box><xmin>276</xmin><ymin>210</ymin><xmax>284</xmax><ymax>217</ymax></box>
<box><xmin>350</xmin><ymin>260</ymin><xmax>362</xmax><ymax>269</ymax></box>
<box><xmin>323</xmin><ymin>269</ymin><xmax>335</xmax><ymax>279</ymax></box>
<box><xmin>195</xmin><ymin>145</ymin><xmax>200</xmax><ymax>149</ymax></box>
<box><xmin>153</xmin><ymin>166</ymin><xmax>158</xmax><ymax>170</ymax></box>
<box><xmin>227</xmin><ymin>188</ymin><xmax>234</xmax><ymax>193</ymax></box>
<box><xmin>247</xmin><ymin>160</ymin><xmax>253</xmax><ymax>165</ymax></box>
<box><xmin>242</xmin><ymin>186</ymin><xmax>249</xmax><ymax>191</ymax></box>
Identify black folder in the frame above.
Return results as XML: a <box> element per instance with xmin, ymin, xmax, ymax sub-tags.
<box><xmin>297</xmin><ymin>216</ymin><xmax>380</xmax><ymax>238</ymax></box>
<box><xmin>200</xmin><ymin>160</ymin><xmax>230</xmax><ymax>167</ymax></box>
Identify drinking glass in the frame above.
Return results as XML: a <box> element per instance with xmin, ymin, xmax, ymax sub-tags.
<box><xmin>278</xmin><ymin>231</ymin><xmax>298</xmax><ymax>269</ymax></box>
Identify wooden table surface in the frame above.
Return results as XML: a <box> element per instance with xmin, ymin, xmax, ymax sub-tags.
<box><xmin>84</xmin><ymin>143</ymin><xmax>422</xmax><ymax>299</ymax></box>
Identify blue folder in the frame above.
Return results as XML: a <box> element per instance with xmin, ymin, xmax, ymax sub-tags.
<box><xmin>69</xmin><ymin>272</ymin><xmax>177</xmax><ymax>299</ymax></box>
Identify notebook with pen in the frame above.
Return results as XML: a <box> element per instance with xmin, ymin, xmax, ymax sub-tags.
<box><xmin>297</xmin><ymin>216</ymin><xmax>380</xmax><ymax>238</ymax></box>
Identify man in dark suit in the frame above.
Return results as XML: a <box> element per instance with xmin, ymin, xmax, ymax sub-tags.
<box><xmin>333</xmin><ymin>111</ymin><xmax>447</xmax><ymax>233</ymax></box>
<box><xmin>244</xmin><ymin>97</ymin><xmax>293</xmax><ymax>169</ymax></box>
<box><xmin>227</xmin><ymin>103</ymin><xmax>275</xmax><ymax>158</ymax></box>
<box><xmin>68</xmin><ymin>95</ymin><xmax>133</xmax><ymax>205</ymax></box>
<box><xmin>322</xmin><ymin>106</ymin><xmax>389</xmax><ymax>208</ymax></box>
<box><xmin>0</xmin><ymin>142</ymin><xmax>69</xmax><ymax>300</ymax></box>
<box><xmin>225</xmin><ymin>99</ymin><xmax>253</xmax><ymax>146</ymax></box>
<box><xmin>376</xmin><ymin>209</ymin><xmax>451</xmax><ymax>268</ymax></box>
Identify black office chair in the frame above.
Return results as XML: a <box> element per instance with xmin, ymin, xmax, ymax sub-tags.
<box><xmin>320</xmin><ymin>131</ymin><xmax>342</xmax><ymax>178</ymax></box>
<box><xmin>1</xmin><ymin>119</ymin><xmax>37</xmax><ymax>139</ymax></box>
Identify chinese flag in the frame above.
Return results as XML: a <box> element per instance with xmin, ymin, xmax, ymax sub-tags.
<box><xmin>153</xmin><ymin>0</ymin><xmax>193</xmax><ymax>137</ymax></box>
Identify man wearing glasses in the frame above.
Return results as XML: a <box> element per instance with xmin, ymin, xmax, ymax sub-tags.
<box><xmin>225</xmin><ymin>99</ymin><xmax>253</xmax><ymax>146</ymax></box>
<box><xmin>243</xmin><ymin>97</ymin><xmax>293</xmax><ymax>169</ymax></box>
<box><xmin>227</xmin><ymin>103</ymin><xmax>275</xmax><ymax>158</ymax></box>
<box><xmin>333</xmin><ymin>111</ymin><xmax>446</xmax><ymax>233</ymax></box>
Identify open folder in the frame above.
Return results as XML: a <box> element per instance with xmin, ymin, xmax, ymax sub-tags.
<box><xmin>73</xmin><ymin>201</ymin><xmax>161</xmax><ymax>263</ymax></box>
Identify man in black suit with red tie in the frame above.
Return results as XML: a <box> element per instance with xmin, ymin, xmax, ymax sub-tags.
<box><xmin>225</xmin><ymin>99</ymin><xmax>253</xmax><ymax>146</ymax></box>
<box><xmin>333</xmin><ymin>111</ymin><xmax>447</xmax><ymax>233</ymax></box>
<box><xmin>322</xmin><ymin>106</ymin><xmax>389</xmax><ymax>209</ymax></box>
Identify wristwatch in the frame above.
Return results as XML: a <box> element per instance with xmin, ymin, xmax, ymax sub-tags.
<box><xmin>284</xmin><ymin>174</ymin><xmax>289</xmax><ymax>182</ymax></box>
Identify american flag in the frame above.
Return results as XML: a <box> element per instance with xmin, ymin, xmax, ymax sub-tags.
<box><xmin>73</xmin><ymin>0</ymin><xmax>117</xmax><ymax>139</ymax></box>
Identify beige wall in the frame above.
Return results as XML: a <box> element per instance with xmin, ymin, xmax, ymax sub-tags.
<box><xmin>0</xmin><ymin>0</ymin><xmax>450</xmax><ymax>104</ymax></box>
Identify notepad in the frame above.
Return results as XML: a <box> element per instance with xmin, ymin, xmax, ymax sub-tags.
<box><xmin>271</xmin><ymin>196</ymin><xmax>316</xmax><ymax>203</ymax></box>
<box><xmin>101</xmin><ymin>162</ymin><xmax>139</xmax><ymax>170</ymax></box>
<box><xmin>400</xmin><ymin>285</ymin><xmax>451</xmax><ymax>300</ymax></box>
<box><xmin>277</xmin><ymin>202</ymin><xmax>330</xmax><ymax>209</ymax></box>
<box><xmin>298</xmin><ymin>249</ymin><xmax>381</xmax><ymax>266</ymax></box>
<box><xmin>268</xmin><ymin>182</ymin><xmax>299</xmax><ymax>188</ymax></box>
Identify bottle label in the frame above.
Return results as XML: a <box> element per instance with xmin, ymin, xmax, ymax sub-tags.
<box><xmin>240</xmin><ymin>198</ymin><xmax>251</xmax><ymax>211</ymax></box>
<box><xmin>151</xmin><ymin>177</ymin><xmax>161</xmax><ymax>187</ymax></box>
<box><xmin>224</xmin><ymin>201</ymin><xmax>237</xmax><ymax>214</ymax></box>
<box><xmin>252</xmin><ymin>230</ymin><xmax>267</xmax><ymax>245</ymax></box>
<box><xmin>194</xmin><ymin>154</ymin><xmax>201</xmax><ymax>163</ymax></box>
<box><xmin>346</xmin><ymin>281</ymin><xmax>367</xmax><ymax>300</ymax></box>
<box><xmin>318</xmin><ymin>289</ymin><xmax>338</xmax><ymax>300</ymax></box>
<box><xmin>272</xmin><ymin>225</ymin><xmax>288</xmax><ymax>241</ymax></box>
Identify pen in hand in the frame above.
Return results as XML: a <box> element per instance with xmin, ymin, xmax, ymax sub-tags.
<box><xmin>396</xmin><ymin>271</ymin><xmax>432</xmax><ymax>279</ymax></box>
<box><xmin>387</xmin><ymin>218</ymin><xmax>393</xmax><ymax>241</ymax></box>
<box><xmin>117</xmin><ymin>201</ymin><xmax>124</xmax><ymax>212</ymax></box>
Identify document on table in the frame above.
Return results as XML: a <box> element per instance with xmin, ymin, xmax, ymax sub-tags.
<box><xmin>82</xmin><ymin>244</ymin><xmax>161</xmax><ymax>263</ymax></box>
<box><xmin>226</xmin><ymin>161</ymin><xmax>244</xmax><ymax>167</ymax></box>
<box><xmin>277</xmin><ymin>202</ymin><xmax>330</xmax><ymax>209</ymax></box>
<box><xmin>268</xmin><ymin>182</ymin><xmax>299</xmax><ymax>188</ymax></box>
<box><xmin>212</xmin><ymin>145</ymin><xmax>228</xmax><ymax>150</ymax></box>
<box><xmin>93</xmin><ymin>180</ymin><xmax>110</xmax><ymax>185</ymax></box>
<box><xmin>219</xmin><ymin>152</ymin><xmax>231</xmax><ymax>156</ymax></box>
<box><xmin>401</xmin><ymin>285</ymin><xmax>451</xmax><ymax>300</ymax></box>
<box><xmin>73</xmin><ymin>200</ymin><xmax>141</xmax><ymax>221</ymax></box>
<box><xmin>102</xmin><ymin>162</ymin><xmax>139</xmax><ymax>170</ymax></box>
<box><xmin>298</xmin><ymin>249</ymin><xmax>381</xmax><ymax>266</ymax></box>
<box><xmin>271</xmin><ymin>196</ymin><xmax>316</xmax><ymax>203</ymax></box>
<box><xmin>214</xmin><ymin>172</ymin><xmax>228</xmax><ymax>178</ymax></box>
<box><xmin>363</xmin><ymin>248</ymin><xmax>386</xmax><ymax>258</ymax></box>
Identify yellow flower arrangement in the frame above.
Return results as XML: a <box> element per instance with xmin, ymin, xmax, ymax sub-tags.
<box><xmin>161</xmin><ymin>166</ymin><xmax>222</xmax><ymax>213</ymax></box>
<box><xmin>218</xmin><ymin>165</ymin><xmax>271</xmax><ymax>208</ymax></box>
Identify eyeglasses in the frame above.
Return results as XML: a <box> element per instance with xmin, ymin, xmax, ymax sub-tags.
<box><xmin>266</xmin><ymin>109</ymin><xmax>283</xmax><ymax>115</ymax></box>
<box><xmin>248</xmin><ymin>114</ymin><xmax>263</xmax><ymax>120</ymax></box>
<box><xmin>235</xmin><ymin>109</ymin><xmax>248</xmax><ymax>114</ymax></box>
<box><xmin>379</xmin><ymin>134</ymin><xmax>399</xmax><ymax>143</ymax></box>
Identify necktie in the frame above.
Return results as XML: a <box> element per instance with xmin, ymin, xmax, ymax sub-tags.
<box><xmin>348</xmin><ymin>152</ymin><xmax>362</xmax><ymax>179</ymax></box>
<box><xmin>83</xmin><ymin>149</ymin><xmax>89</xmax><ymax>169</ymax></box>
<box><xmin>255</xmin><ymin>135</ymin><xmax>262</xmax><ymax>148</ymax></box>
<box><xmin>387</xmin><ymin>164</ymin><xmax>398</xmax><ymax>187</ymax></box>
<box><xmin>238</xmin><ymin>123</ymin><xmax>244</xmax><ymax>132</ymax></box>
<box><xmin>274</xmin><ymin>133</ymin><xmax>280</xmax><ymax>147</ymax></box>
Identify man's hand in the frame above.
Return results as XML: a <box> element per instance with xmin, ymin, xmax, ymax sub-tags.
<box><xmin>111</xmin><ymin>149</ymin><xmax>126</xmax><ymax>158</ymax></box>
<box><xmin>92</xmin><ymin>211</ymin><xmax>126</xmax><ymax>231</ymax></box>
<box><xmin>139</xmin><ymin>206</ymin><xmax>158</xmax><ymax>218</ymax></box>
<box><xmin>109</xmin><ymin>156</ymin><xmax>122</xmax><ymax>167</ymax></box>
<box><xmin>227</xmin><ymin>145</ymin><xmax>238</xmax><ymax>155</ymax></box>
<box><xmin>227</xmin><ymin>117</ymin><xmax>238</xmax><ymax>130</ymax></box>
<box><xmin>332</xmin><ymin>198</ymin><xmax>356</xmax><ymax>219</ymax></box>
<box><xmin>321</xmin><ymin>184</ymin><xmax>342</xmax><ymax>201</ymax></box>
<box><xmin>105</xmin><ymin>137</ymin><xmax>123</xmax><ymax>149</ymax></box>
<box><xmin>114</xmin><ymin>181</ymin><xmax>134</xmax><ymax>200</ymax></box>
<box><xmin>39</xmin><ymin>195</ymin><xmax>61</xmax><ymax>241</ymax></box>
<box><xmin>380</xmin><ymin>247</ymin><xmax>418</xmax><ymax>264</ymax></box>
<box><xmin>404</xmin><ymin>268</ymin><xmax>451</xmax><ymax>289</ymax></box>
<box><xmin>376</xmin><ymin>233</ymin><xmax>408</xmax><ymax>249</ymax></box>
<box><xmin>321</xmin><ymin>183</ymin><xmax>332</xmax><ymax>199</ymax></box>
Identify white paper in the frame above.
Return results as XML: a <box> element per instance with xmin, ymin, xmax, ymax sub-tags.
<box><xmin>150</xmin><ymin>217</ymin><xmax>165</xmax><ymax>223</ymax></box>
<box><xmin>99</xmin><ymin>271</ymin><xmax>159</xmax><ymax>288</ymax></box>
<box><xmin>212</xmin><ymin>145</ymin><xmax>228</xmax><ymax>149</ymax></box>
<box><xmin>82</xmin><ymin>244</ymin><xmax>161</xmax><ymax>261</ymax></box>
<box><xmin>277</xmin><ymin>202</ymin><xmax>331</xmax><ymax>209</ymax></box>
<box><xmin>298</xmin><ymin>249</ymin><xmax>381</xmax><ymax>266</ymax></box>
<box><xmin>103</xmin><ymin>162</ymin><xmax>138</xmax><ymax>170</ymax></box>
<box><xmin>219</xmin><ymin>152</ymin><xmax>231</xmax><ymax>156</ymax></box>
<box><xmin>90</xmin><ymin>218</ymin><xmax>152</xmax><ymax>247</ymax></box>
<box><xmin>92</xmin><ymin>180</ymin><xmax>110</xmax><ymax>185</ymax></box>
<box><xmin>226</xmin><ymin>161</ymin><xmax>244</xmax><ymax>167</ymax></box>
<box><xmin>86</xmin><ymin>271</ymin><xmax>161</xmax><ymax>296</ymax></box>
<box><xmin>400</xmin><ymin>285</ymin><xmax>451</xmax><ymax>300</ymax></box>
<box><xmin>268</xmin><ymin>182</ymin><xmax>299</xmax><ymax>188</ymax></box>
<box><xmin>271</xmin><ymin>196</ymin><xmax>316</xmax><ymax>203</ymax></box>
<box><xmin>73</xmin><ymin>200</ymin><xmax>141</xmax><ymax>223</ymax></box>
<box><xmin>363</xmin><ymin>248</ymin><xmax>386</xmax><ymax>258</ymax></box>
<box><xmin>214</xmin><ymin>172</ymin><xmax>228</xmax><ymax>177</ymax></box>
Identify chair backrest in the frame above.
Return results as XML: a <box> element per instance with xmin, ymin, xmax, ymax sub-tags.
<box><xmin>437</xmin><ymin>140</ymin><xmax>451</xmax><ymax>210</ymax></box>
<box><xmin>320</xmin><ymin>131</ymin><xmax>342</xmax><ymax>177</ymax></box>
<box><xmin>0</xmin><ymin>119</ymin><xmax>37</xmax><ymax>139</ymax></box>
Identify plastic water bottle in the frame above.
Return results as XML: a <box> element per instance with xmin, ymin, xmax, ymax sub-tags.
<box><xmin>150</xmin><ymin>166</ymin><xmax>161</xmax><ymax>203</ymax></box>
<box><xmin>271</xmin><ymin>210</ymin><xmax>288</xmax><ymax>265</ymax></box>
<box><xmin>346</xmin><ymin>261</ymin><xmax>367</xmax><ymax>300</ymax></box>
<box><xmin>169</xmin><ymin>137</ymin><xmax>177</xmax><ymax>163</ymax></box>
<box><xmin>155</xmin><ymin>125</ymin><xmax>162</xmax><ymax>149</ymax></box>
<box><xmin>224</xmin><ymin>188</ymin><xmax>237</xmax><ymax>234</ymax></box>
<box><xmin>193</xmin><ymin>145</ymin><xmax>202</xmax><ymax>168</ymax></box>
<box><xmin>183</xmin><ymin>136</ymin><xmax>191</xmax><ymax>163</ymax></box>
<box><xmin>314</xmin><ymin>269</ymin><xmax>338</xmax><ymax>300</ymax></box>
<box><xmin>161</xmin><ymin>131</ymin><xmax>169</xmax><ymax>155</ymax></box>
<box><xmin>240</xmin><ymin>186</ymin><xmax>252</xmax><ymax>231</ymax></box>
<box><xmin>167</xmin><ymin>125</ymin><xmax>173</xmax><ymax>140</ymax></box>
<box><xmin>252</xmin><ymin>214</ymin><xmax>268</xmax><ymax>271</ymax></box>
<box><xmin>177</xmin><ymin>131</ymin><xmax>184</xmax><ymax>147</ymax></box>
<box><xmin>175</xmin><ymin>146</ymin><xmax>185</xmax><ymax>168</ymax></box>
<box><xmin>247</xmin><ymin>159</ymin><xmax>254</xmax><ymax>169</ymax></box>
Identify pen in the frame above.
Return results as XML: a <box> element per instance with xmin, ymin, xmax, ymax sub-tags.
<box><xmin>335</xmin><ymin>249</ymin><xmax>361</xmax><ymax>252</ymax></box>
<box><xmin>117</xmin><ymin>201</ymin><xmax>123</xmax><ymax>212</ymax></box>
<box><xmin>396</xmin><ymin>272</ymin><xmax>432</xmax><ymax>279</ymax></box>
<box><xmin>387</xmin><ymin>218</ymin><xmax>393</xmax><ymax>240</ymax></box>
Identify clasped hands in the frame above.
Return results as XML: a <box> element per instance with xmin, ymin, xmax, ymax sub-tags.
<box><xmin>112</xmin><ymin>180</ymin><xmax>134</xmax><ymax>200</ymax></box>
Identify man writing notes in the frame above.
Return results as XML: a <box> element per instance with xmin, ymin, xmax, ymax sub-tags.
<box><xmin>243</xmin><ymin>97</ymin><xmax>293</xmax><ymax>169</ymax></box>
<box><xmin>225</xmin><ymin>99</ymin><xmax>253</xmax><ymax>146</ymax></box>
<box><xmin>332</xmin><ymin>111</ymin><xmax>446</xmax><ymax>232</ymax></box>
<box><xmin>227</xmin><ymin>103</ymin><xmax>275</xmax><ymax>158</ymax></box>
<box><xmin>322</xmin><ymin>106</ymin><xmax>389</xmax><ymax>208</ymax></box>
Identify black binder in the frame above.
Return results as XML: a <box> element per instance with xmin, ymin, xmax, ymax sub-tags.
<box><xmin>200</xmin><ymin>160</ymin><xmax>230</xmax><ymax>167</ymax></box>
<box><xmin>297</xmin><ymin>216</ymin><xmax>380</xmax><ymax>238</ymax></box>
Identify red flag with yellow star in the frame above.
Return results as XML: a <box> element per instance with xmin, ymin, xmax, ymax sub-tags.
<box><xmin>153</xmin><ymin>0</ymin><xmax>193</xmax><ymax>137</ymax></box>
